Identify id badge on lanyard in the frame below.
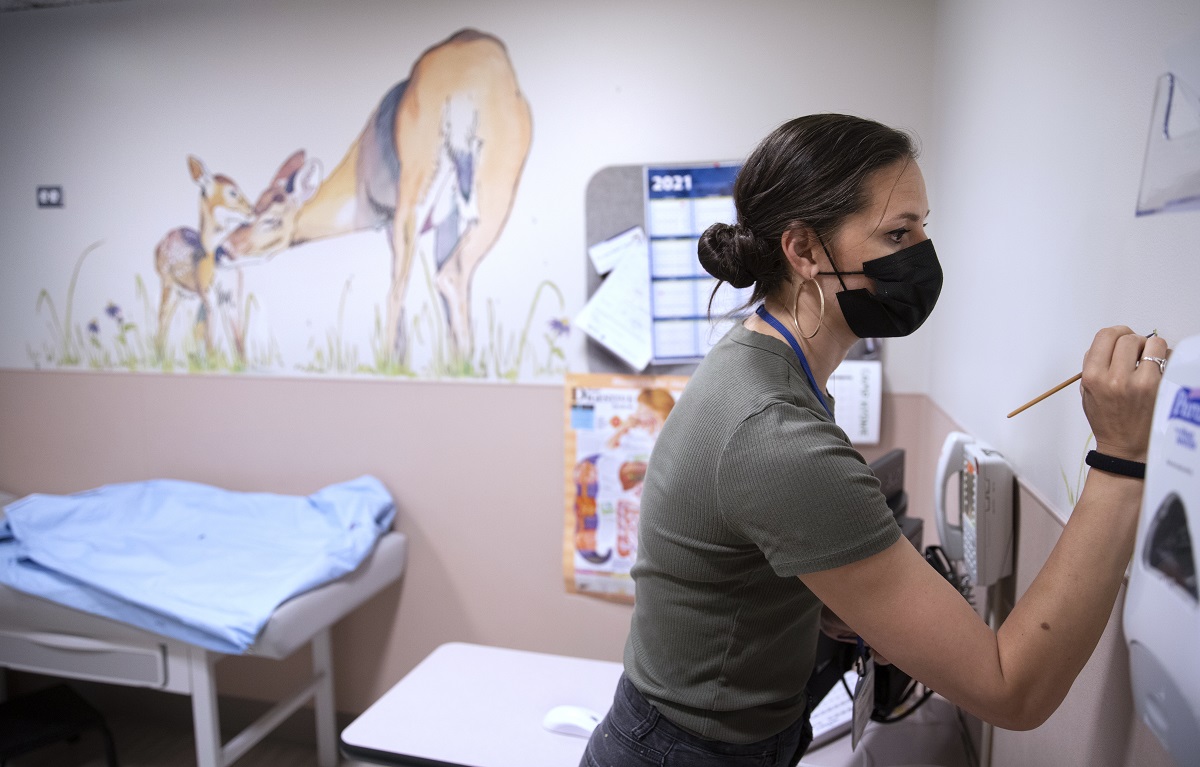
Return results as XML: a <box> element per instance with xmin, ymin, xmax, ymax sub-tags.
<box><xmin>851</xmin><ymin>638</ymin><xmax>875</xmax><ymax>750</ymax></box>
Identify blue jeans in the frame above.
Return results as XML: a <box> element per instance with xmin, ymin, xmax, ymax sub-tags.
<box><xmin>580</xmin><ymin>675</ymin><xmax>813</xmax><ymax>767</ymax></box>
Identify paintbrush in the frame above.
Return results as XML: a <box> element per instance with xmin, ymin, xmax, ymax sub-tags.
<box><xmin>1007</xmin><ymin>373</ymin><xmax>1082</xmax><ymax>418</ymax></box>
<box><xmin>1007</xmin><ymin>331</ymin><xmax>1158</xmax><ymax>418</ymax></box>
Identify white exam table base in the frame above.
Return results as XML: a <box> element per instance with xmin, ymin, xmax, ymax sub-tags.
<box><xmin>0</xmin><ymin>531</ymin><xmax>407</xmax><ymax>767</ymax></box>
<box><xmin>188</xmin><ymin>627</ymin><xmax>337</xmax><ymax>767</ymax></box>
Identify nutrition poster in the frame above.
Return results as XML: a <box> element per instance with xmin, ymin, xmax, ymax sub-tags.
<box><xmin>563</xmin><ymin>372</ymin><xmax>689</xmax><ymax>602</ymax></box>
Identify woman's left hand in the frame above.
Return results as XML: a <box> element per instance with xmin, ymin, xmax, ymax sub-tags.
<box><xmin>819</xmin><ymin>605</ymin><xmax>891</xmax><ymax>666</ymax></box>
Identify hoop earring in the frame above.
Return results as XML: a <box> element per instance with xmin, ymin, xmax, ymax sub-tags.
<box><xmin>792</xmin><ymin>278</ymin><xmax>824</xmax><ymax>340</ymax></box>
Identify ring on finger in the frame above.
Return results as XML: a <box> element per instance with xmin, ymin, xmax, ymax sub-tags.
<box><xmin>1137</xmin><ymin>355</ymin><xmax>1168</xmax><ymax>374</ymax></box>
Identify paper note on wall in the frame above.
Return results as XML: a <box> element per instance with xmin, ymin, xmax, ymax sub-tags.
<box><xmin>588</xmin><ymin>226</ymin><xmax>647</xmax><ymax>276</ymax></box>
<box><xmin>574</xmin><ymin>240</ymin><xmax>653</xmax><ymax>371</ymax></box>
<box><xmin>828</xmin><ymin>360</ymin><xmax>882</xmax><ymax>445</ymax></box>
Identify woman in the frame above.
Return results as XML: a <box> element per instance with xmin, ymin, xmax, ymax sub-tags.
<box><xmin>580</xmin><ymin>114</ymin><xmax>1165</xmax><ymax>767</ymax></box>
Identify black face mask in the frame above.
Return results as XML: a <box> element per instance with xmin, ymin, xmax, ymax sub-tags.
<box><xmin>819</xmin><ymin>238</ymin><xmax>943</xmax><ymax>338</ymax></box>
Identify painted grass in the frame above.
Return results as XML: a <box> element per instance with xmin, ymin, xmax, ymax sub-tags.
<box><xmin>31</xmin><ymin>243</ymin><xmax>569</xmax><ymax>382</ymax></box>
<box><xmin>1061</xmin><ymin>432</ymin><xmax>1095</xmax><ymax>507</ymax></box>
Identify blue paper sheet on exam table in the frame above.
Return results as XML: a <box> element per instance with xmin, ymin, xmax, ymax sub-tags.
<box><xmin>0</xmin><ymin>476</ymin><xmax>395</xmax><ymax>654</ymax></box>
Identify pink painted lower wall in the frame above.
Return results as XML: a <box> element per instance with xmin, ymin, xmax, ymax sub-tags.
<box><xmin>991</xmin><ymin>484</ymin><xmax>1174</xmax><ymax>767</ymax></box>
<box><xmin>918</xmin><ymin>399</ymin><xmax>1175</xmax><ymax>767</ymax></box>
<box><xmin>0</xmin><ymin>370</ymin><xmax>1178</xmax><ymax>765</ymax></box>
<box><xmin>0</xmin><ymin>369</ymin><xmax>633</xmax><ymax>713</ymax></box>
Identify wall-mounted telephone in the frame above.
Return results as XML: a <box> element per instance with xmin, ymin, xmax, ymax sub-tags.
<box><xmin>935</xmin><ymin>432</ymin><xmax>1015</xmax><ymax>588</ymax></box>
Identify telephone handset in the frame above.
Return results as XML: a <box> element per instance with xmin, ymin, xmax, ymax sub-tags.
<box><xmin>935</xmin><ymin>431</ymin><xmax>1015</xmax><ymax>588</ymax></box>
<box><xmin>934</xmin><ymin>432</ymin><xmax>971</xmax><ymax>562</ymax></box>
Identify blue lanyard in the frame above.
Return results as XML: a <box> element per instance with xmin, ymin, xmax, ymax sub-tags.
<box><xmin>755</xmin><ymin>305</ymin><xmax>833</xmax><ymax>418</ymax></box>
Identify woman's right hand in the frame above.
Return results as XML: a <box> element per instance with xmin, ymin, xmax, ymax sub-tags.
<box><xmin>1080</xmin><ymin>326</ymin><xmax>1167</xmax><ymax>462</ymax></box>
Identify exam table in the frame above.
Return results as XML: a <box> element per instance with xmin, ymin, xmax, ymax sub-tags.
<box><xmin>0</xmin><ymin>489</ymin><xmax>408</xmax><ymax>767</ymax></box>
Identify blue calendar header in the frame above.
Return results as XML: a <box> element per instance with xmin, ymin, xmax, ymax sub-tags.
<box><xmin>646</xmin><ymin>164</ymin><xmax>740</xmax><ymax>200</ymax></box>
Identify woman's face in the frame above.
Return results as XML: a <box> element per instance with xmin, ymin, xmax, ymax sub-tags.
<box><xmin>814</xmin><ymin>159</ymin><xmax>930</xmax><ymax>337</ymax></box>
<box><xmin>825</xmin><ymin>160</ymin><xmax>929</xmax><ymax>280</ymax></box>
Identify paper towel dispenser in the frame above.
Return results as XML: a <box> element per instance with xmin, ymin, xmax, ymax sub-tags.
<box><xmin>1125</xmin><ymin>334</ymin><xmax>1200</xmax><ymax>762</ymax></box>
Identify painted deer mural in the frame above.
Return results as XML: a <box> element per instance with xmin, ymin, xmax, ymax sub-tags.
<box><xmin>218</xmin><ymin>28</ymin><xmax>533</xmax><ymax>364</ymax></box>
<box><xmin>155</xmin><ymin>156</ymin><xmax>253</xmax><ymax>355</ymax></box>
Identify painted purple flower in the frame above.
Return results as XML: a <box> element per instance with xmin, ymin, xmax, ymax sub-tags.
<box><xmin>105</xmin><ymin>302</ymin><xmax>124</xmax><ymax>325</ymax></box>
<box><xmin>549</xmin><ymin>317</ymin><xmax>570</xmax><ymax>337</ymax></box>
<box><xmin>87</xmin><ymin>319</ymin><xmax>100</xmax><ymax>335</ymax></box>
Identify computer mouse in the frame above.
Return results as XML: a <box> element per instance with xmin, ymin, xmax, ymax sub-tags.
<box><xmin>541</xmin><ymin>704</ymin><xmax>602</xmax><ymax>737</ymax></box>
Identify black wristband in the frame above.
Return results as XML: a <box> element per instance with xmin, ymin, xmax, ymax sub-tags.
<box><xmin>1085</xmin><ymin>450</ymin><xmax>1146</xmax><ymax>479</ymax></box>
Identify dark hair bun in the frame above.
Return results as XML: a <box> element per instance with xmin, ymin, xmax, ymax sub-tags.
<box><xmin>697</xmin><ymin>222</ymin><xmax>759</xmax><ymax>289</ymax></box>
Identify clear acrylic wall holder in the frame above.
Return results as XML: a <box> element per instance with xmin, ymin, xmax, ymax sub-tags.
<box><xmin>1137</xmin><ymin>72</ymin><xmax>1200</xmax><ymax>216</ymax></box>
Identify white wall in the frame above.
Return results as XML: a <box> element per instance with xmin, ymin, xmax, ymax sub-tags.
<box><xmin>926</xmin><ymin>0</ymin><xmax>1200</xmax><ymax>517</ymax></box>
<box><xmin>0</xmin><ymin>0</ymin><xmax>937</xmax><ymax>389</ymax></box>
<box><xmin>13</xmin><ymin>0</ymin><xmax>1198</xmax><ymax>506</ymax></box>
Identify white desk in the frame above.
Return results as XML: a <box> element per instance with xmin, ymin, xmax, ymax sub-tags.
<box><xmin>342</xmin><ymin>642</ymin><xmax>972</xmax><ymax>767</ymax></box>
<box><xmin>340</xmin><ymin>642</ymin><xmax>624</xmax><ymax>767</ymax></box>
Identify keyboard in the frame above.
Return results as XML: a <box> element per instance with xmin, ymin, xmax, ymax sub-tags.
<box><xmin>808</xmin><ymin>670</ymin><xmax>857</xmax><ymax>748</ymax></box>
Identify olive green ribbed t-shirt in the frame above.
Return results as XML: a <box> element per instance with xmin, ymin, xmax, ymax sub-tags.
<box><xmin>623</xmin><ymin>322</ymin><xmax>901</xmax><ymax>744</ymax></box>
